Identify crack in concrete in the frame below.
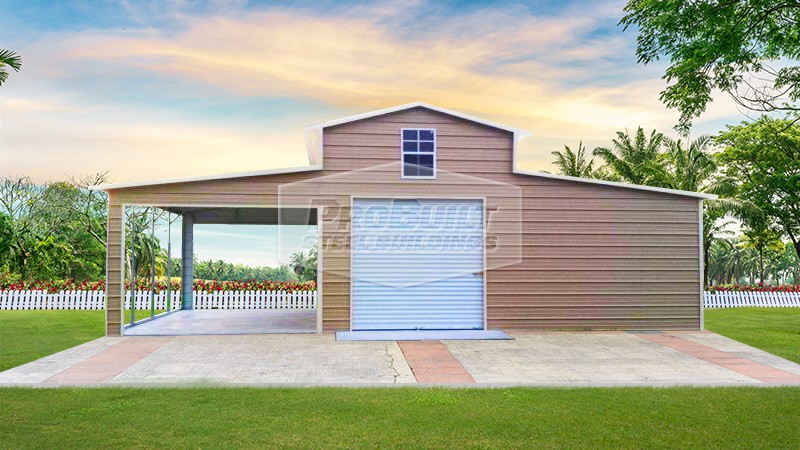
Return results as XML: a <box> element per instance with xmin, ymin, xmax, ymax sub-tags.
<box><xmin>385</xmin><ymin>342</ymin><xmax>400</xmax><ymax>383</ymax></box>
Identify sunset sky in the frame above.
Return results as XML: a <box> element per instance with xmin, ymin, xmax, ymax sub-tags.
<box><xmin>0</xmin><ymin>0</ymin><xmax>743</xmax><ymax>266</ymax></box>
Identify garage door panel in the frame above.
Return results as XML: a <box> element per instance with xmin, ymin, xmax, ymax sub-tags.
<box><xmin>352</xmin><ymin>276</ymin><xmax>483</xmax><ymax>330</ymax></box>
<box><xmin>352</xmin><ymin>198</ymin><xmax>484</xmax><ymax>331</ymax></box>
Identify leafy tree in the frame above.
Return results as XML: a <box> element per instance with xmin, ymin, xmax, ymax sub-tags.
<box><xmin>775</xmin><ymin>244</ymin><xmax>800</xmax><ymax>283</ymax></box>
<box><xmin>716</xmin><ymin>116</ymin><xmax>800</xmax><ymax>261</ymax></box>
<box><xmin>0</xmin><ymin>213</ymin><xmax>12</xmax><ymax>267</ymax></box>
<box><xmin>551</xmin><ymin>142</ymin><xmax>600</xmax><ymax>178</ymax></box>
<box><xmin>740</xmin><ymin>215</ymin><xmax>785</xmax><ymax>283</ymax></box>
<box><xmin>593</xmin><ymin>127</ymin><xmax>664</xmax><ymax>184</ymax></box>
<box><xmin>62</xmin><ymin>172</ymin><xmax>111</xmax><ymax>248</ymax></box>
<box><xmin>0</xmin><ymin>49</ymin><xmax>21</xmax><ymax>86</ymax></box>
<box><xmin>621</xmin><ymin>1</ymin><xmax>800</xmax><ymax>131</ymax></box>
<box><xmin>0</xmin><ymin>177</ymin><xmax>76</xmax><ymax>280</ymax></box>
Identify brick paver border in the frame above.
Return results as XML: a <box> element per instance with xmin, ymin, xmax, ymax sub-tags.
<box><xmin>636</xmin><ymin>332</ymin><xmax>800</xmax><ymax>384</ymax></box>
<box><xmin>46</xmin><ymin>337</ymin><xmax>173</xmax><ymax>384</ymax></box>
<box><xmin>397</xmin><ymin>340</ymin><xmax>475</xmax><ymax>383</ymax></box>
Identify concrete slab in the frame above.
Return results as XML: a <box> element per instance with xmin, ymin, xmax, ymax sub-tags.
<box><xmin>444</xmin><ymin>332</ymin><xmax>767</xmax><ymax>385</ymax></box>
<box><xmin>110</xmin><ymin>335</ymin><xmax>416</xmax><ymax>385</ymax></box>
<box><xmin>124</xmin><ymin>309</ymin><xmax>317</xmax><ymax>335</ymax></box>
<box><xmin>3</xmin><ymin>331</ymin><xmax>799</xmax><ymax>387</ymax></box>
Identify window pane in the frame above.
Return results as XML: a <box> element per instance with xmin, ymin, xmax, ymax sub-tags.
<box><xmin>418</xmin><ymin>165</ymin><xmax>434</xmax><ymax>177</ymax></box>
<box><xmin>419</xmin><ymin>154</ymin><xmax>434</xmax><ymax>168</ymax></box>
<box><xmin>402</xmin><ymin>129</ymin><xmax>418</xmax><ymax>140</ymax></box>
<box><xmin>419</xmin><ymin>141</ymin><xmax>434</xmax><ymax>152</ymax></box>
<box><xmin>403</xmin><ymin>155</ymin><xmax>419</xmax><ymax>177</ymax></box>
<box><xmin>402</xmin><ymin>141</ymin><xmax>418</xmax><ymax>153</ymax></box>
<box><xmin>419</xmin><ymin>130</ymin><xmax>434</xmax><ymax>141</ymax></box>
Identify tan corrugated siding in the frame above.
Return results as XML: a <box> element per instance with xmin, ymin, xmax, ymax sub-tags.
<box><xmin>105</xmin><ymin>199</ymin><xmax>125</xmax><ymax>336</ymax></box>
<box><xmin>106</xmin><ymin>106</ymin><xmax>702</xmax><ymax>333</ymax></box>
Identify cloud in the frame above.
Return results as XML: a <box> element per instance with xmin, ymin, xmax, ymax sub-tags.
<box><xmin>0</xmin><ymin>0</ymin><xmax>742</xmax><ymax>182</ymax></box>
<box><xmin>0</xmin><ymin>88</ymin><xmax>309</xmax><ymax>182</ymax></box>
<box><xmin>64</xmin><ymin>2</ymin><xmax>721</xmax><ymax>136</ymax></box>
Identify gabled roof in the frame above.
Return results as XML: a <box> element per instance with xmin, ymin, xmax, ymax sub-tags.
<box><xmin>91</xmin><ymin>102</ymin><xmax>715</xmax><ymax>200</ymax></box>
<box><xmin>305</xmin><ymin>101</ymin><xmax>532</xmax><ymax>136</ymax></box>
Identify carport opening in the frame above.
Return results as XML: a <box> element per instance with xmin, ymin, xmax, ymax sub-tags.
<box><xmin>122</xmin><ymin>206</ymin><xmax>318</xmax><ymax>335</ymax></box>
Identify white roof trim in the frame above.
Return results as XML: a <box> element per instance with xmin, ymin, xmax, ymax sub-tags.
<box><xmin>513</xmin><ymin>168</ymin><xmax>717</xmax><ymax>200</ymax></box>
<box><xmin>305</xmin><ymin>101</ymin><xmax>532</xmax><ymax>136</ymax></box>
<box><xmin>91</xmin><ymin>164</ymin><xmax>323</xmax><ymax>191</ymax></box>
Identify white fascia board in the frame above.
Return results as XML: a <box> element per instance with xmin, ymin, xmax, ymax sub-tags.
<box><xmin>90</xmin><ymin>164</ymin><xmax>324</xmax><ymax>191</ymax></box>
<box><xmin>304</xmin><ymin>101</ymin><xmax>533</xmax><ymax>137</ymax></box>
<box><xmin>513</xmin><ymin>168</ymin><xmax>717</xmax><ymax>200</ymax></box>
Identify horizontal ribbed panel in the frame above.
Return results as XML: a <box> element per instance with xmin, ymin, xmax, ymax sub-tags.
<box><xmin>352</xmin><ymin>199</ymin><xmax>484</xmax><ymax>331</ymax></box>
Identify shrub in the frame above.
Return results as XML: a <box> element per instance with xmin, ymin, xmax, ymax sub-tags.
<box><xmin>0</xmin><ymin>273</ymin><xmax>316</xmax><ymax>293</ymax></box>
<box><xmin>708</xmin><ymin>283</ymin><xmax>800</xmax><ymax>293</ymax></box>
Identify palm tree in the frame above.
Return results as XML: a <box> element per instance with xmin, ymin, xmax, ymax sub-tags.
<box><xmin>709</xmin><ymin>238</ymin><xmax>739</xmax><ymax>284</ymax></box>
<box><xmin>304</xmin><ymin>246</ymin><xmax>318</xmax><ymax>282</ymax></box>
<box><xmin>740</xmin><ymin>223</ymin><xmax>785</xmax><ymax>283</ymax></box>
<box><xmin>289</xmin><ymin>251</ymin><xmax>306</xmax><ymax>280</ymax></box>
<box><xmin>125</xmin><ymin>207</ymin><xmax>167</xmax><ymax>282</ymax></box>
<box><xmin>640</xmin><ymin>136</ymin><xmax>716</xmax><ymax>191</ymax></box>
<box><xmin>592</xmin><ymin>127</ymin><xmax>664</xmax><ymax>184</ymax></box>
<box><xmin>551</xmin><ymin>142</ymin><xmax>597</xmax><ymax>178</ymax></box>
<box><xmin>0</xmin><ymin>49</ymin><xmax>22</xmax><ymax>86</ymax></box>
<box><xmin>643</xmin><ymin>135</ymin><xmax>755</xmax><ymax>286</ymax></box>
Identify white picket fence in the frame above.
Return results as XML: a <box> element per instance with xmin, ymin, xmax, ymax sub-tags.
<box><xmin>126</xmin><ymin>290</ymin><xmax>182</xmax><ymax>310</ymax></box>
<box><xmin>2</xmin><ymin>289</ymin><xmax>795</xmax><ymax>310</ymax></box>
<box><xmin>193</xmin><ymin>290</ymin><xmax>316</xmax><ymax>310</ymax></box>
<box><xmin>704</xmin><ymin>291</ymin><xmax>800</xmax><ymax>308</ymax></box>
<box><xmin>0</xmin><ymin>290</ymin><xmax>317</xmax><ymax>310</ymax></box>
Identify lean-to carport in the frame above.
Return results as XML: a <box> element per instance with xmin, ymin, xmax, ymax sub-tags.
<box><xmin>107</xmin><ymin>202</ymin><xmax>320</xmax><ymax>336</ymax></box>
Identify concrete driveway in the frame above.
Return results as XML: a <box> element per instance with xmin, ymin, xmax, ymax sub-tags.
<box><xmin>1</xmin><ymin>331</ymin><xmax>799</xmax><ymax>386</ymax></box>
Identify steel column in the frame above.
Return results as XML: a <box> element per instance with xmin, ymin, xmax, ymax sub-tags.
<box><xmin>181</xmin><ymin>212</ymin><xmax>194</xmax><ymax>310</ymax></box>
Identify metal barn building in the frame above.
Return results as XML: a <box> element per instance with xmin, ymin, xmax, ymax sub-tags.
<box><xmin>96</xmin><ymin>102</ymin><xmax>714</xmax><ymax>337</ymax></box>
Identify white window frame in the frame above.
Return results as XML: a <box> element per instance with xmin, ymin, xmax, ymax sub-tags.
<box><xmin>400</xmin><ymin>128</ymin><xmax>437</xmax><ymax>179</ymax></box>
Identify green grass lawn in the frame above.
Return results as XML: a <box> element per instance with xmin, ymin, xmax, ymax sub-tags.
<box><xmin>705</xmin><ymin>307</ymin><xmax>800</xmax><ymax>364</ymax></box>
<box><xmin>0</xmin><ymin>386</ymin><xmax>798</xmax><ymax>448</ymax></box>
<box><xmin>0</xmin><ymin>310</ymin><xmax>161</xmax><ymax>372</ymax></box>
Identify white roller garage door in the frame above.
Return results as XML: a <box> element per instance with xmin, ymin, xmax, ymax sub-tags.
<box><xmin>351</xmin><ymin>198</ymin><xmax>484</xmax><ymax>331</ymax></box>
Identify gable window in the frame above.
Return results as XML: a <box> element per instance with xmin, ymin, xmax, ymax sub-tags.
<box><xmin>401</xmin><ymin>128</ymin><xmax>436</xmax><ymax>178</ymax></box>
